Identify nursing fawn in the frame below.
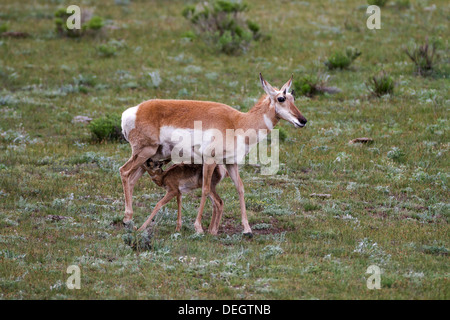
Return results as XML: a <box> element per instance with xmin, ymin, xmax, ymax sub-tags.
<box><xmin>139</xmin><ymin>160</ymin><xmax>227</xmax><ymax>234</ymax></box>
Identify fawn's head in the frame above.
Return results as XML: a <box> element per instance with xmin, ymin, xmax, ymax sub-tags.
<box><xmin>144</xmin><ymin>159</ymin><xmax>165</xmax><ymax>176</ymax></box>
<box><xmin>259</xmin><ymin>73</ymin><xmax>307</xmax><ymax>128</ymax></box>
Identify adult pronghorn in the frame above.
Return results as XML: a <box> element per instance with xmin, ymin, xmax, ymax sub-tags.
<box><xmin>120</xmin><ymin>73</ymin><xmax>307</xmax><ymax>236</ymax></box>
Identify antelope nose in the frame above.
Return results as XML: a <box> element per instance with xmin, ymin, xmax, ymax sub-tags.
<box><xmin>299</xmin><ymin>117</ymin><xmax>307</xmax><ymax>125</ymax></box>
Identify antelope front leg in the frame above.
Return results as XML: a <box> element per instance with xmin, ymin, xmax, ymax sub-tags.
<box><xmin>120</xmin><ymin>157</ymin><xmax>145</xmax><ymax>223</ymax></box>
<box><xmin>194</xmin><ymin>163</ymin><xmax>216</xmax><ymax>234</ymax></box>
<box><xmin>120</xmin><ymin>146</ymin><xmax>157</xmax><ymax>223</ymax></box>
<box><xmin>126</xmin><ymin>166</ymin><xmax>145</xmax><ymax>220</ymax></box>
<box><xmin>226</xmin><ymin>163</ymin><xmax>252</xmax><ymax>236</ymax></box>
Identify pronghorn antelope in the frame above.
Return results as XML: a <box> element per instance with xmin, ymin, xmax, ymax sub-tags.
<box><xmin>120</xmin><ymin>73</ymin><xmax>307</xmax><ymax>236</ymax></box>
<box><xmin>139</xmin><ymin>160</ymin><xmax>227</xmax><ymax>233</ymax></box>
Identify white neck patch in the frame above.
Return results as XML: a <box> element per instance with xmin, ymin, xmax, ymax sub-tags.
<box><xmin>263</xmin><ymin>114</ymin><xmax>274</xmax><ymax>130</ymax></box>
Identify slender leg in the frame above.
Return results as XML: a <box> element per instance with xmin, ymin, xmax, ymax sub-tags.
<box><xmin>194</xmin><ymin>163</ymin><xmax>216</xmax><ymax>234</ymax></box>
<box><xmin>208</xmin><ymin>188</ymin><xmax>224</xmax><ymax>235</ymax></box>
<box><xmin>120</xmin><ymin>146</ymin><xmax>157</xmax><ymax>223</ymax></box>
<box><xmin>226</xmin><ymin>163</ymin><xmax>252</xmax><ymax>235</ymax></box>
<box><xmin>208</xmin><ymin>193</ymin><xmax>219</xmax><ymax>234</ymax></box>
<box><xmin>138</xmin><ymin>191</ymin><xmax>177</xmax><ymax>231</ymax></box>
<box><xmin>176</xmin><ymin>193</ymin><xmax>182</xmax><ymax>232</ymax></box>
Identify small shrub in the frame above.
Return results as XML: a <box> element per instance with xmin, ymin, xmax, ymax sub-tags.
<box><xmin>182</xmin><ymin>0</ymin><xmax>264</xmax><ymax>55</ymax></box>
<box><xmin>0</xmin><ymin>22</ymin><xmax>9</xmax><ymax>33</ymax></box>
<box><xmin>325</xmin><ymin>47</ymin><xmax>361</xmax><ymax>70</ymax></box>
<box><xmin>89</xmin><ymin>114</ymin><xmax>123</xmax><ymax>142</ymax></box>
<box><xmin>96</xmin><ymin>44</ymin><xmax>117</xmax><ymax>57</ymax></box>
<box><xmin>181</xmin><ymin>30</ymin><xmax>197</xmax><ymax>40</ymax></box>
<box><xmin>293</xmin><ymin>73</ymin><xmax>341</xmax><ymax>97</ymax></box>
<box><xmin>387</xmin><ymin>147</ymin><xmax>405</xmax><ymax>162</ymax></box>
<box><xmin>96</xmin><ymin>39</ymin><xmax>126</xmax><ymax>58</ymax></box>
<box><xmin>85</xmin><ymin>16</ymin><xmax>104</xmax><ymax>30</ymax></box>
<box><xmin>404</xmin><ymin>38</ymin><xmax>438</xmax><ymax>76</ymax></box>
<box><xmin>366</xmin><ymin>71</ymin><xmax>395</xmax><ymax>97</ymax></box>
<box><xmin>246</xmin><ymin>19</ymin><xmax>264</xmax><ymax>40</ymax></box>
<box><xmin>367</xmin><ymin>0</ymin><xmax>388</xmax><ymax>6</ymax></box>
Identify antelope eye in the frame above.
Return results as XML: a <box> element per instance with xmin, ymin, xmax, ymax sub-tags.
<box><xmin>277</xmin><ymin>96</ymin><xmax>286</xmax><ymax>103</ymax></box>
<box><xmin>291</xmin><ymin>90</ymin><xmax>296</xmax><ymax>100</ymax></box>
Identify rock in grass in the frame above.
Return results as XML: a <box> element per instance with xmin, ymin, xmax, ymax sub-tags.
<box><xmin>1</xmin><ymin>31</ymin><xmax>30</xmax><ymax>38</ymax></box>
<box><xmin>349</xmin><ymin>137</ymin><xmax>374</xmax><ymax>145</ymax></box>
<box><xmin>46</xmin><ymin>215</ymin><xmax>71</xmax><ymax>221</ymax></box>
<box><xmin>310</xmin><ymin>193</ymin><xmax>331</xmax><ymax>199</ymax></box>
<box><xmin>72</xmin><ymin>115</ymin><xmax>93</xmax><ymax>124</ymax></box>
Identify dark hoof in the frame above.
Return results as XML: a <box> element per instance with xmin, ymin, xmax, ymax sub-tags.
<box><xmin>243</xmin><ymin>232</ymin><xmax>253</xmax><ymax>238</ymax></box>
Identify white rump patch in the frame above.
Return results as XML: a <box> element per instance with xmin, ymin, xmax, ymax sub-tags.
<box><xmin>121</xmin><ymin>105</ymin><xmax>139</xmax><ymax>141</ymax></box>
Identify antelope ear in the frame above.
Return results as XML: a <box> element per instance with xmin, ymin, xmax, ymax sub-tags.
<box><xmin>259</xmin><ymin>73</ymin><xmax>278</xmax><ymax>97</ymax></box>
<box><xmin>280</xmin><ymin>74</ymin><xmax>293</xmax><ymax>94</ymax></box>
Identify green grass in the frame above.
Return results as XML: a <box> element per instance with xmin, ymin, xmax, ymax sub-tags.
<box><xmin>0</xmin><ymin>0</ymin><xmax>448</xmax><ymax>300</ymax></box>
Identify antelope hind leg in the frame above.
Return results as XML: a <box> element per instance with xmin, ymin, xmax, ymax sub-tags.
<box><xmin>194</xmin><ymin>163</ymin><xmax>216</xmax><ymax>234</ymax></box>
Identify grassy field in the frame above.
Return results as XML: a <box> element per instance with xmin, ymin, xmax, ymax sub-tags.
<box><xmin>0</xmin><ymin>0</ymin><xmax>448</xmax><ymax>299</ymax></box>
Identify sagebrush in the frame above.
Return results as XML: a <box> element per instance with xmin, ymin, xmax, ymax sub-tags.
<box><xmin>182</xmin><ymin>0</ymin><xmax>264</xmax><ymax>55</ymax></box>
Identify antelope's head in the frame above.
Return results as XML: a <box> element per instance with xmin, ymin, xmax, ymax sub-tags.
<box><xmin>259</xmin><ymin>73</ymin><xmax>307</xmax><ymax>128</ymax></box>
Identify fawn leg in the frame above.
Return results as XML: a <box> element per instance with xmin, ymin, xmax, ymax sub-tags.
<box><xmin>138</xmin><ymin>191</ymin><xmax>177</xmax><ymax>231</ymax></box>
<box><xmin>208</xmin><ymin>193</ymin><xmax>219</xmax><ymax>234</ymax></box>
<box><xmin>208</xmin><ymin>189</ymin><xmax>224</xmax><ymax>236</ymax></box>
